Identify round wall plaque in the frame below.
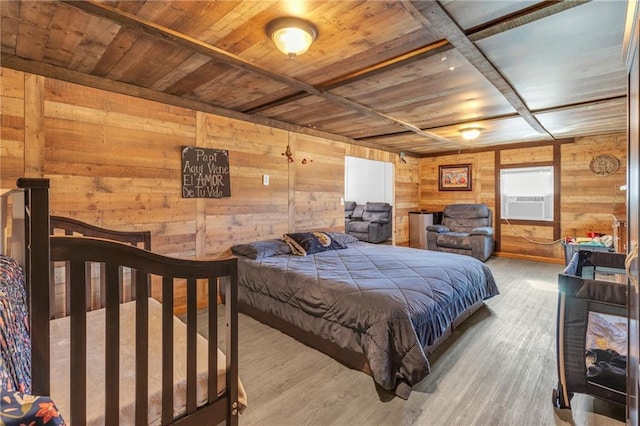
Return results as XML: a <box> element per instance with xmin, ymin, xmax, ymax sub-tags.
<box><xmin>589</xmin><ymin>154</ymin><xmax>620</xmax><ymax>176</ymax></box>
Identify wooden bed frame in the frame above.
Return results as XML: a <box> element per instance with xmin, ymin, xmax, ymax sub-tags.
<box><xmin>12</xmin><ymin>178</ymin><xmax>240</xmax><ymax>425</ymax></box>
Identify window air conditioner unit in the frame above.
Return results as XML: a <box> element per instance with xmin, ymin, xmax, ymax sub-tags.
<box><xmin>503</xmin><ymin>195</ymin><xmax>553</xmax><ymax>221</ymax></box>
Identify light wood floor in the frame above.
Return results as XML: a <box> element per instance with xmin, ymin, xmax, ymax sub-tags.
<box><xmin>201</xmin><ymin>256</ymin><xmax>627</xmax><ymax>426</ymax></box>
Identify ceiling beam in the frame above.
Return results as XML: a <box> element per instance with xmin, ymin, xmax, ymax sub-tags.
<box><xmin>241</xmin><ymin>39</ymin><xmax>453</xmax><ymax>114</ymax></box>
<box><xmin>405</xmin><ymin>0</ymin><xmax>553</xmax><ymax>139</ymax></box>
<box><xmin>242</xmin><ymin>40</ymin><xmax>453</xmax><ymax>114</ymax></box>
<box><xmin>235</xmin><ymin>0</ymin><xmax>588</xmax><ymax>134</ymax></box>
<box><xmin>354</xmin><ymin>94</ymin><xmax>625</xmax><ymax>144</ymax></box>
<box><xmin>61</xmin><ymin>0</ymin><xmax>451</xmax><ymax>145</ymax></box>
<box><xmin>318</xmin><ymin>40</ymin><xmax>452</xmax><ymax>91</ymax></box>
<box><xmin>419</xmin><ymin>138</ymin><xmax>575</xmax><ymax>159</ymax></box>
<box><xmin>467</xmin><ymin>0</ymin><xmax>590</xmax><ymax>42</ymax></box>
<box><xmin>0</xmin><ymin>52</ymin><xmax>403</xmax><ymax>154</ymax></box>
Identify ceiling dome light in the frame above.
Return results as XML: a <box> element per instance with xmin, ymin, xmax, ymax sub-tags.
<box><xmin>266</xmin><ymin>17</ymin><xmax>317</xmax><ymax>58</ymax></box>
<box><xmin>459</xmin><ymin>127</ymin><xmax>483</xmax><ymax>140</ymax></box>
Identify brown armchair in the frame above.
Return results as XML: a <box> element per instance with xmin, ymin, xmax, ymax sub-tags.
<box><xmin>426</xmin><ymin>204</ymin><xmax>494</xmax><ymax>261</ymax></box>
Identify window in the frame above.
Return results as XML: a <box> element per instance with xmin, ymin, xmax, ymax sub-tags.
<box><xmin>501</xmin><ymin>166</ymin><xmax>554</xmax><ymax>221</ymax></box>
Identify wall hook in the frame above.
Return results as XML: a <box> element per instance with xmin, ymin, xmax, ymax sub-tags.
<box><xmin>281</xmin><ymin>145</ymin><xmax>294</xmax><ymax>163</ymax></box>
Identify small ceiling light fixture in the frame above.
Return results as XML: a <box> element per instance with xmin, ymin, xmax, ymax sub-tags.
<box><xmin>459</xmin><ymin>127</ymin><xmax>483</xmax><ymax>140</ymax></box>
<box><xmin>266</xmin><ymin>17</ymin><xmax>317</xmax><ymax>58</ymax></box>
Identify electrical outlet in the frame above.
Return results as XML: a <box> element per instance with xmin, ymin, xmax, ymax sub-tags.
<box><xmin>263</xmin><ymin>175</ymin><xmax>269</xmax><ymax>186</ymax></box>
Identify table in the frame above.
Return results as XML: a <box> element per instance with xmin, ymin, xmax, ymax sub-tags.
<box><xmin>562</xmin><ymin>242</ymin><xmax>614</xmax><ymax>265</ymax></box>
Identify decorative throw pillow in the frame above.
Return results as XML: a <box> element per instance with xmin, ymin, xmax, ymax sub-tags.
<box><xmin>283</xmin><ymin>232</ymin><xmax>345</xmax><ymax>256</ymax></box>
<box><xmin>0</xmin><ymin>388</ymin><xmax>66</xmax><ymax>425</ymax></box>
<box><xmin>231</xmin><ymin>239</ymin><xmax>291</xmax><ymax>259</ymax></box>
<box><xmin>325</xmin><ymin>232</ymin><xmax>359</xmax><ymax>246</ymax></box>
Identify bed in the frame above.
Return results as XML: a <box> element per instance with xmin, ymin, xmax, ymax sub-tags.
<box><xmin>231</xmin><ymin>231</ymin><xmax>499</xmax><ymax>398</ymax></box>
<box><xmin>1</xmin><ymin>178</ymin><xmax>246</xmax><ymax>425</ymax></box>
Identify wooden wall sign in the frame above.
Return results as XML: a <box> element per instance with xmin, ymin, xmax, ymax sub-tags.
<box><xmin>181</xmin><ymin>146</ymin><xmax>231</xmax><ymax>198</ymax></box>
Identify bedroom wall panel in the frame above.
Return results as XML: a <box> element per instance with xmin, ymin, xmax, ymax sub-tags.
<box><xmin>1</xmin><ymin>67</ymin><xmax>627</xmax><ymax>268</ymax></box>
<box><xmin>42</xmin><ymin>80</ymin><xmax>199</xmax><ymax>258</ymax></box>
<box><xmin>499</xmin><ymin>144</ymin><xmax>559</xmax><ymax>258</ymax></box>
<box><xmin>420</xmin><ymin>135</ymin><xmax>626</xmax><ymax>262</ymax></box>
<box><xmin>198</xmin><ymin>111</ymin><xmax>290</xmax><ymax>256</ymax></box>
<box><xmin>419</xmin><ymin>152</ymin><xmax>495</xmax><ymax>213</ymax></box>
<box><xmin>500</xmin><ymin>222</ymin><xmax>557</xmax><ymax>259</ymax></box>
<box><xmin>0</xmin><ymin>68</ymin><xmax>433</xmax><ymax>310</ymax></box>
<box><xmin>394</xmin><ymin>154</ymin><xmax>420</xmax><ymax>246</ymax></box>
<box><xmin>343</xmin><ymin>144</ymin><xmax>418</xmax><ymax>246</ymax></box>
<box><xmin>0</xmin><ymin>68</ymin><xmax>25</xmax><ymax>187</ymax></box>
<box><xmin>501</xmin><ymin>144</ymin><xmax>553</xmax><ymax>164</ymax></box>
<box><xmin>560</xmin><ymin>132</ymin><xmax>627</xmax><ymax>243</ymax></box>
<box><xmin>291</xmin><ymin>133</ymin><xmax>345</xmax><ymax>234</ymax></box>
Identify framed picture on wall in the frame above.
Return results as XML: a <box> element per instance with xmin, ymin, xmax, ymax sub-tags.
<box><xmin>439</xmin><ymin>164</ymin><xmax>472</xmax><ymax>191</ymax></box>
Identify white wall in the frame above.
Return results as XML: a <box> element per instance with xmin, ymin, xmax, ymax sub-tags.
<box><xmin>344</xmin><ymin>156</ymin><xmax>393</xmax><ymax>204</ymax></box>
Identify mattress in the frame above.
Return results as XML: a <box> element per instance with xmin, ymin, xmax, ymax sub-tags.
<box><xmin>236</xmin><ymin>240</ymin><xmax>499</xmax><ymax>396</ymax></box>
<box><xmin>49</xmin><ymin>298</ymin><xmax>247</xmax><ymax>425</ymax></box>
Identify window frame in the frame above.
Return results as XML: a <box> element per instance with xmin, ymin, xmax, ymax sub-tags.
<box><xmin>500</xmin><ymin>165</ymin><xmax>555</xmax><ymax>222</ymax></box>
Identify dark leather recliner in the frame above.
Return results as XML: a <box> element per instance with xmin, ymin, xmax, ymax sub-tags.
<box><xmin>344</xmin><ymin>201</ymin><xmax>357</xmax><ymax>229</ymax></box>
<box><xmin>346</xmin><ymin>202</ymin><xmax>392</xmax><ymax>243</ymax></box>
<box><xmin>426</xmin><ymin>203</ymin><xmax>494</xmax><ymax>261</ymax></box>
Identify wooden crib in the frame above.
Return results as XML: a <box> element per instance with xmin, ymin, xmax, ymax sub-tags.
<box><xmin>8</xmin><ymin>178</ymin><xmax>242</xmax><ymax>425</ymax></box>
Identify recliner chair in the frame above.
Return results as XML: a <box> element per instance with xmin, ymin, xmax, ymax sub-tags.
<box><xmin>426</xmin><ymin>203</ymin><xmax>494</xmax><ymax>261</ymax></box>
<box><xmin>346</xmin><ymin>202</ymin><xmax>392</xmax><ymax>243</ymax></box>
<box><xmin>344</xmin><ymin>201</ymin><xmax>357</xmax><ymax>229</ymax></box>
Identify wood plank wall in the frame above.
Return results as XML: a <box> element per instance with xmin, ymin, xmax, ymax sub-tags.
<box><xmin>0</xmin><ymin>68</ymin><xmax>417</xmax><ymax>311</ymax></box>
<box><xmin>420</xmin><ymin>136</ymin><xmax>627</xmax><ymax>262</ymax></box>
<box><xmin>0</xmin><ymin>66</ymin><xmax>627</xmax><ymax>286</ymax></box>
<box><xmin>343</xmin><ymin>145</ymin><xmax>420</xmax><ymax>246</ymax></box>
<box><xmin>1</xmin><ymin>68</ymin><xmax>25</xmax><ymax>180</ymax></box>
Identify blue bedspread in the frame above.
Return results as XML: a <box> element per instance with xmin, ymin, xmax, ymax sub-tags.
<box><xmin>236</xmin><ymin>242</ymin><xmax>498</xmax><ymax>396</ymax></box>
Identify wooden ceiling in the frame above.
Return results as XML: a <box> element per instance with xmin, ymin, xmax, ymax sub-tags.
<box><xmin>0</xmin><ymin>0</ymin><xmax>630</xmax><ymax>156</ymax></box>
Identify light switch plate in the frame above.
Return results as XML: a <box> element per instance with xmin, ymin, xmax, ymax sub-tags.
<box><xmin>263</xmin><ymin>175</ymin><xmax>269</xmax><ymax>185</ymax></box>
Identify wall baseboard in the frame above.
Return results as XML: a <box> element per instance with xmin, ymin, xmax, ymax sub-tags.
<box><xmin>493</xmin><ymin>251</ymin><xmax>564</xmax><ymax>265</ymax></box>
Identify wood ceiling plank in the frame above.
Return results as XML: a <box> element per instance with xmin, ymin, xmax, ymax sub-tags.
<box><xmin>476</xmin><ymin>0</ymin><xmax>627</xmax><ymax>111</ymax></box>
<box><xmin>104</xmin><ymin>34</ymin><xmax>178</xmax><ymax>85</ymax></box>
<box><xmin>60</xmin><ymin>0</ymin><xmax>450</xmax><ymax>144</ymax></box>
<box><xmin>43</xmin><ymin>2</ymin><xmax>93</xmax><ymax>67</ymax></box>
<box><xmin>195</xmin><ymin>1</ymin><xmax>272</xmax><ymax>46</ymax></box>
<box><xmin>60</xmin><ymin>0</ymin><xmax>323</xmax><ymax>96</ymax></box>
<box><xmin>240</xmin><ymin>39</ymin><xmax>452</xmax><ymax>113</ymax></box>
<box><xmin>69</xmin><ymin>15</ymin><xmax>122</xmax><ymax>73</ymax></box>
<box><xmin>302</xmin><ymin>29</ymin><xmax>449</xmax><ymax>87</ymax></box>
<box><xmin>440</xmin><ymin>0</ymin><xmax>541</xmax><ymax>32</ymax></box>
<box><xmin>15</xmin><ymin>1</ymin><xmax>57</xmax><ymax>62</ymax></box>
<box><xmin>464</xmin><ymin>1</ymin><xmax>587</xmax><ymax>41</ymax></box>
<box><xmin>319</xmin><ymin>40</ymin><xmax>451</xmax><ymax>91</ymax></box>
<box><xmin>535</xmin><ymin>98</ymin><xmax>627</xmax><ymax>137</ymax></box>
<box><xmin>193</xmin><ymin>70</ymin><xmax>290</xmax><ymax>109</ymax></box>
<box><xmin>406</xmin><ymin>0</ymin><xmax>552</xmax><ymax>139</ymax></box>
<box><xmin>3</xmin><ymin>0</ymin><xmax>624</xmax><ymax>156</ymax></box>
<box><xmin>331</xmin><ymin>49</ymin><xmax>517</xmax><ymax>130</ymax></box>
<box><xmin>90</xmin><ymin>26</ymin><xmax>139</xmax><ymax>77</ymax></box>
<box><xmin>241</xmin><ymin>90</ymin><xmax>311</xmax><ymax>114</ymax></box>
<box><xmin>0</xmin><ymin>1</ymin><xmax>20</xmax><ymax>55</ymax></box>
<box><xmin>149</xmin><ymin>52</ymin><xmax>212</xmax><ymax>92</ymax></box>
